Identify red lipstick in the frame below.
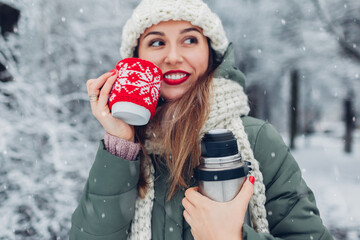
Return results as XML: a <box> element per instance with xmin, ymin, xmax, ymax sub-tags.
<box><xmin>163</xmin><ymin>70</ymin><xmax>190</xmax><ymax>85</ymax></box>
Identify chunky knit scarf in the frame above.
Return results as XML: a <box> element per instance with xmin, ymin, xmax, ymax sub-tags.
<box><xmin>128</xmin><ymin>78</ymin><xmax>269</xmax><ymax>239</ymax></box>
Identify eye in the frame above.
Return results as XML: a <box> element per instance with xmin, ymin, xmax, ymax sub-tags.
<box><xmin>149</xmin><ymin>40</ymin><xmax>165</xmax><ymax>47</ymax></box>
<box><xmin>184</xmin><ymin>37</ymin><xmax>198</xmax><ymax>45</ymax></box>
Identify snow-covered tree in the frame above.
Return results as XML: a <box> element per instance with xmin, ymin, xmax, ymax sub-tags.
<box><xmin>208</xmin><ymin>0</ymin><xmax>359</xmax><ymax>133</ymax></box>
<box><xmin>0</xmin><ymin>0</ymin><xmax>135</xmax><ymax>238</ymax></box>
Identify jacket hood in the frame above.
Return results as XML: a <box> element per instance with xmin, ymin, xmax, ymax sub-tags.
<box><xmin>213</xmin><ymin>42</ymin><xmax>246</xmax><ymax>89</ymax></box>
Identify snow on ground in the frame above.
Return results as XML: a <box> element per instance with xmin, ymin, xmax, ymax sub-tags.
<box><xmin>290</xmin><ymin>130</ymin><xmax>360</xmax><ymax>240</ymax></box>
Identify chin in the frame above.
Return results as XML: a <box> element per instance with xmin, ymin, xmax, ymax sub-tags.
<box><xmin>160</xmin><ymin>91</ymin><xmax>185</xmax><ymax>101</ymax></box>
<box><xmin>160</xmin><ymin>85</ymin><xmax>186</xmax><ymax>101</ymax></box>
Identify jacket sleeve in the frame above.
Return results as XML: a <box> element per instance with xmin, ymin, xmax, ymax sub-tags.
<box><xmin>243</xmin><ymin>122</ymin><xmax>333</xmax><ymax>240</ymax></box>
<box><xmin>69</xmin><ymin>140</ymin><xmax>140</xmax><ymax>240</ymax></box>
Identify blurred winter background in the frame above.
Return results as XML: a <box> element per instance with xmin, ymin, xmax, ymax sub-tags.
<box><xmin>0</xmin><ymin>0</ymin><xmax>359</xmax><ymax>239</ymax></box>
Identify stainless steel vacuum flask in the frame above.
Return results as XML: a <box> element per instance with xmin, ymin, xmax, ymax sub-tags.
<box><xmin>195</xmin><ymin>129</ymin><xmax>251</xmax><ymax>224</ymax></box>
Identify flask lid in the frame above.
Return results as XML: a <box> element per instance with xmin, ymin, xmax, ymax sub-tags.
<box><xmin>201</xmin><ymin>129</ymin><xmax>238</xmax><ymax>157</ymax></box>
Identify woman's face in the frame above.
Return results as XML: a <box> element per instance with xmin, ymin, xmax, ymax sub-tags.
<box><xmin>138</xmin><ymin>20</ymin><xmax>210</xmax><ymax>100</ymax></box>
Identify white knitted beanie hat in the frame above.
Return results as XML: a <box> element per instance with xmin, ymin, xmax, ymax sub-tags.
<box><xmin>120</xmin><ymin>0</ymin><xmax>229</xmax><ymax>59</ymax></box>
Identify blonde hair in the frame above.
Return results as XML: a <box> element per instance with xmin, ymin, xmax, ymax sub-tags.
<box><xmin>135</xmin><ymin>40</ymin><xmax>220</xmax><ymax>199</ymax></box>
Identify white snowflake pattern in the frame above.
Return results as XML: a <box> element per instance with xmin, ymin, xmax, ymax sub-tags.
<box><xmin>151</xmin><ymin>76</ymin><xmax>161</xmax><ymax>101</ymax></box>
<box><xmin>109</xmin><ymin>93</ymin><xmax>116</xmax><ymax>102</ymax></box>
<box><xmin>144</xmin><ymin>97</ymin><xmax>152</xmax><ymax>105</ymax></box>
<box><xmin>134</xmin><ymin>62</ymin><xmax>145</xmax><ymax>72</ymax></box>
<box><xmin>112</xmin><ymin>62</ymin><xmax>161</xmax><ymax>105</ymax></box>
<box><xmin>116</xmin><ymin>62</ymin><xmax>127</xmax><ymax>76</ymax></box>
<box><xmin>114</xmin><ymin>81</ymin><xmax>122</xmax><ymax>93</ymax></box>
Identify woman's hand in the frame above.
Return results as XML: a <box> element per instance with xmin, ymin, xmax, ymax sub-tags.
<box><xmin>182</xmin><ymin>176</ymin><xmax>255</xmax><ymax>240</ymax></box>
<box><xmin>86</xmin><ymin>70</ymin><xmax>135</xmax><ymax>141</ymax></box>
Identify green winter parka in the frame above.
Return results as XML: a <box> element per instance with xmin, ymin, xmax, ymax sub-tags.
<box><xmin>70</xmin><ymin>43</ymin><xmax>333</xmax><ymax>240</ymax></box>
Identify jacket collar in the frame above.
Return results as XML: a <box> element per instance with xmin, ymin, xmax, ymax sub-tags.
<box><xmin>213</xmin><ymin>42</ymin><xmax>246</xmax><ymax>89</ymax></box>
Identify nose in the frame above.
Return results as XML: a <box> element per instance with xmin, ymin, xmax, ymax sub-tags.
<box><xmin>164</xmin><ymin>45</ymin><xmax>183</xmax><ymax>65</ymax></box>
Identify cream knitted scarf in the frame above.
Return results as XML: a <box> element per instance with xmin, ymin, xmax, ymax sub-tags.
<box><xmin>128</xmin><ymin>78</ymin><xmax>269</xmax><ymax>239</ymax></box>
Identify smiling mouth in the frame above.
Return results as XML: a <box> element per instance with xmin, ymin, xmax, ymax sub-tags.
<box><xmin>163</xmin><ymin>70</ymin><xmax>190</xmax><ymax>85</ymax></box>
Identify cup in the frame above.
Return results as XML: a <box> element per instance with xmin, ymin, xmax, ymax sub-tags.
<box><xmin>108</xmin><ymin>58</ymin><xmax>162</xmax><ymax>126</ymax></box>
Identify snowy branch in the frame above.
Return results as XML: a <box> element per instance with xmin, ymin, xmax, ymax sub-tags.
<box><xmin>311</xmin><ymin>0</ymin><xmax>360</xmax><ymax>63</ymax></box>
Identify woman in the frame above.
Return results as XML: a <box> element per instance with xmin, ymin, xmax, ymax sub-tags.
<box><xmin>70</xmin><ymin>0</ymin><xmax>333</xmax><ymax>239</ymax></box>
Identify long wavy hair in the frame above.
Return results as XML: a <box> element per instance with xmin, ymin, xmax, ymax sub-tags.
<box><xmin>134</xmin><ymin>38</ymin><xmax>222</xmax><ymax>199</ymax></box>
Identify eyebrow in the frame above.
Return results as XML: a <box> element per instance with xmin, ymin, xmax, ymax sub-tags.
<box><xmin>143</xmin><ymin>31</ymin><xmax>165</xmax><ymax>39</ymax></box>
<box><xmin>143</xmin><ymin>27</ymin><xmax>202</xmax><ymax>40</ymax></box>
<box><xmin>180</xmin><ymin>27</ymin><xmax>202</xmax><ymax>34</ymax></box>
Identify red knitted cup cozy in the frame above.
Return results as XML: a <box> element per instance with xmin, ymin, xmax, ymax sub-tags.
<box><xmin>108</xmin><ymin>58</ymin><xmax>162</xmax><ymax>125</ymax></box>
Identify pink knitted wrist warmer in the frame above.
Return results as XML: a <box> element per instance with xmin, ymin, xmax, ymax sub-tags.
<box><xmin>103</xmin><ymin>132</ymin><xmax>141</xmax><ymax>161</ymax></box>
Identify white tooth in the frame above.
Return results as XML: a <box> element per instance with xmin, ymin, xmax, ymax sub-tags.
<box><xmin>165</xmin><ymin>73</ymin><xmax>186</xmax><ymax>80</ymax></box>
